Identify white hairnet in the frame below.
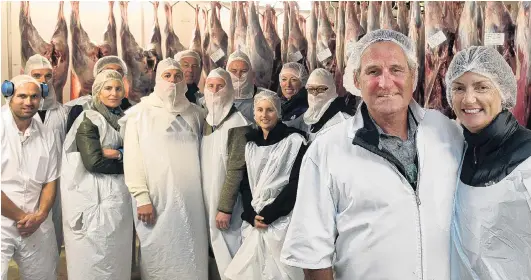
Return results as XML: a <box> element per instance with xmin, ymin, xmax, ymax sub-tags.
<box><xmin>206</xmin><ymin>68</ymin><xmax>235</xmax><ymax>94</ymax></box>
<box><xmin>92</xmin><ymin>70</ymin><xmax>124</xmax><ymax>103</ymax></box>
<box><xmin>24</xmin><ymin>54</ymin><xmax>52</xmax><ymax>74</ymax></box>
<box><xmin>174</xmin><ymin>50</ymin><xmax>202</xmax><ymax>65</ymax></box>
<box><xmin>306</xmin><ymin>68</ymin><xmax>337</xmax><ymax>94</ymax></box>
<box><xmin>280</xmin><ymin>62</ymin><xmax>309</xmax><ymax>86</ymax></box>
<box><xmin>156</xmin><ymin>58</ymin><xmax>182</xmax><ymax>82</ymax></box>
<box><xmin>254</xmin><ymin>89</ymin><xmax>282</xmax><ymax>119</ymax></box>
<box><xmin>227</xmin><ymin>50</ymin><xmax>252</xmax><ymax>70</ymax></box>
<box><xmin>343</xmin><ymin>29</ymin><xmax>418</xmax><ymax>96</ymax></box>
<box><xmin>93</xmin><ymin>56</ymin><xmax>128</xmax><ymax>77</ymax></box>
<box><xmin>11</xmin><ymin>75</ymin><xmax>42</xmax><ymax>93</ymax></box>
<box><xmin>205</xmin><ymin>68</ymin><xmax>235</xmax><ymax>126</ymax></box>
<box><xmin>445</xmin><ymin>46</ymin><xmax>517</xmax><ymax>109</ymax></box>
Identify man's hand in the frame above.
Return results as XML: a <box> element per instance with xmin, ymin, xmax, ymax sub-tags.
<box><xmin>137</xmin><ymin>204</ymin><xmax>156</xmax><ymax>225</ymax></box>
<box><xmin>102</xmin><ymin>148</ymin><xmax>121</xmax><ymax>159</ymax></box>
<box><xmin>216</xmin><ymin>212</ymin><xmax>231</xmax><ymax>230</ymax></box>
<box><xmin>254</xmin><ymin>215</ymin><xmax>268</xmax><ymax>229</ymax></box>
<box><xmin>17</xmin><ymin>212</ymin><xmax>47</xmax><ymax>237</ymax></box>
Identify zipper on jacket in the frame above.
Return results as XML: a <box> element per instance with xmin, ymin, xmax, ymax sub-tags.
<box><xmin>473</xmin><ymin>146</ymin><xmax>477</xmax><ymax>165</ymax></box>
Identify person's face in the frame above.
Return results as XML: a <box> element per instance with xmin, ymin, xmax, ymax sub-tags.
<box><xmin>102</xmin><ymin>64</ymin><xmax>125</xmax><ymax>77</ymax></box>
<box><xmin>10</xmin><ymin>82</ymin><xmax>41</xmax><ymax>120</ymax></box>
<box><xmin>280</xmin><ymin>72</ymin><xmax>303</xmax><ymax>100</ymax></box>
<box><xmin>451</xmin><ymin>71</ymin><xmax>503</xmax><ymax>133</ymax></box>
<box><xmin>98</xmin><ymin>80</ymin><xmax>124</xmax><ymax>108</ymax></box>
<box><xmin>254</xmin><ymin>99</ymin><xmax>279</xmax><ymax>130</ymax></box>
<box><xmin>306</xmin><ymin>84</ymin><xmax>329</xmax><ymax>97</ymax></box>
<box><xmin>161</xmin><ymin>69</ymin><xmax>184</xmax><ymax>84</ymax></box>
<box><xmin>228</xmin><ymin>60</ymin><xmax>250</xmax><ymax>79</ymax></box>
<box><xmin>354</xmin><ymin>41</ymin><xmax>414</xmax><ymax>117</ymax></box>
<box><xmin>30</xmin><ymin>69</ymin><xmax>53</xmax><ymax>83</ymax></box>
<box><xmin>205</xmin><ymin>77</ymin><xmax>226</xmax><ymax>93</ymax></box>
<box><xmin>180</xmin><ymin>57</ymin><xmax>201</xmax><ymax>84</ymax></box>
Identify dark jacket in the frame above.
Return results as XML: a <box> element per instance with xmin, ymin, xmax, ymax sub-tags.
<box><xmin>461</xmin><ymin>110</ymin><xmax>531</xmax><ymax>186</ymax></box>
<box><xmin>281</xmin><ymin>88</ymin><xmax>309</xmax><ymax>122</ymax></box>
<box><xmin>67</xmin><ymin>97</ymin><xmax>131</xmax><ymax>133</ymax></box>
<box><xmin>240</xmin><ymin>122</ymin><xmax>308</xmax><ymax>226</ymax></box>
<box><xmin>185</xmin><ymin>83</ymin><xmax>200</xmax><ymax>104</ymax></box>
<box><xmin>75</xmin><ymin>102</ymin><xmax>125</xmax><ymax>174</ymax></box>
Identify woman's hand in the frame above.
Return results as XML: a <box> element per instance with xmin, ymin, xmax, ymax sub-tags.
<box><xmin>102</xmin><ymin>148</ymin><xmax>120</xmax><ymax>159</ymax></box>
<box><xmin>254</xmin><ymin>215</ymin><xmax>268</xmax><ymax>229</ymax></box>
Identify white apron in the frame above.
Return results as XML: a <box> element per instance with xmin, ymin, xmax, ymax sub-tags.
<box><xmin>124</xmin><ymin>101</ymin><xmax>209</xmax><ymax>280</ymax></box>
<box><xmin>225</xmin><ymin>133</ymin><xmax>306</xmax><ymax>280</ymax></box>
<box><xmin>201</xmin><ymin>111</ymin><xmax>250</xmax><ymax>278</ymax></box>
<box><xmin>452</xmin><ymin>157</ymin><xmax>531</xmax><ymax>280</ymax></box>
<box><xmin>61</xmin><ymin>110</ymin><xmax>133</xmax><ymax>280</ymax></box>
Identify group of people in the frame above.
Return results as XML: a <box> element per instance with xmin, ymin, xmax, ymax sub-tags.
<box><xmin>1</xmin><ymin>28</ymin><xmax>529</xmax><ymax>280</ymax></box>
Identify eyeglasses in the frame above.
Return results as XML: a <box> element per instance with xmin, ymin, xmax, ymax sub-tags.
<box><xmin>306</xmin><ymin>87</ymin><xmax>329</xmax><ymax>94</ymax></box>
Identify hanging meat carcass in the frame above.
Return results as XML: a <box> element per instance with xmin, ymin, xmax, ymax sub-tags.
<box><xmin>335</xmin><ymin>1</ymin><xmax>346</xmax><ymax>97</ymax></box>
<box><xmin>455</xmin><ymin>1</ymin><xmax>482</xmax><ymax>52</ymax></box>
<box><xmin>397</xmin><ymin>2</ymin><xmax>409</xmax><ymax>36</ymax></box>
<box><xmin>306</xmin><ymin>2</ymin><xmax>318</xmax><ymax>72</ymax></box>
<box><xmin>514</xmin><ymin>2</ymin><xmax>531</xmax><ymax>127</ymax></box>
<box><xmin>344</xmin><ymin>1</ymin><xmax>366</xmax><ymax>63</ymax></box>
<box><xmin>263</xmin><ymin>4</ymin><xmax>282</xmax><ymax>92</ymax></box>
<box><xmin>316</xmin><ymin>1</ymin><xmax>336</xmax><ymax>73</ymax></box>
<box><xmin>164</xmin><ymin>2</ymin><xmax>185</xmax><ymax>58</ymax></box>
<box><xmin>287</xmin><ymin>2</ymin><xmax>308</xmax><ymax>66</ymax></box>
<box><xmin>233</xmin><ymin>2</ymin><xmax>248</xmax><ymax>52</ymax></box>
<box><xmin>484</xmin><ymin>2</ymin><xmax>517</xmax><ymax>74</ymax></box>
<box><xmin>147</xmin><ymin>1</ymin><xmax>163</xmax><ymax>62</ymax></box>
<box><xmin>408</xmin><ymin>1</ymin><xmax>425</xmax><ymax>105</ymax></box>
<box><xmin>203</xmin><ymin>2</ymin><xmax>229</xmax><ymax>74</ymax></box>
<box><xmin>379</xmin><ymin>1</ymin><xmax>398</xmax><ymax>31</ymax></box>
<box><xmin>366</xmin><ymin>1</ymin><xmax>380</xmax><ymax>33</ymax></box>
<box><xmin>246</xmin><ymin>1</ymin><xmax>274</xmax><ymax>89</ymax></box>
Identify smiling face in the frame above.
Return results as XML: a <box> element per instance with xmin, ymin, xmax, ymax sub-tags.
<box><xmin>10</xmin><ymin>82</ymin><xmax>41</xmax><ymax>120</ymax></box>
<box><xmin>254</xmin><ymin>99</ymin><xmax>279</xmax><ymax>130</ymax></box>
<box><xmin>354</xmin><ymin>41</ymin><xmax>414</xmax><ymax>117</ymax></box>
<box><xmin>451</xmin><ymin>71</ymin><xmax>503</xmax><ymax>133</ymax></box>
<box><xmin>280</xmin><ymin>72</ymin><xmax>303</xmax><ymax>100</ymax></box>
<box><xmin>98</xmin><ymin>79</ymin><xmax>125</xmax><ymax>108</ymax></box>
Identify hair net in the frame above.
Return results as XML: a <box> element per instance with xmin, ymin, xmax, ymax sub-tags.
<box><xmin>153</xmin><ymin>58</ymin><xmax>190</xmax><ymax>114</ymax></box>
<box><xmin>343</xmin><ymin>29</ymin><xmax>418</xmax><ymax>96</ymax></box>
<box><xmin>205</xmin><ymin>68</ymin><xmax>235</xmax><ymax>126</ymax></box>
<box><xmin>227</xmin><ymin>50</ymin><xmax>252</xmax><ymax>70</ymax></box>
<box><xmin>279</xmin><ymin>62</ymin><xmax>309</xmax><ymax>86</ymax></box>
<box><xmin>445</xmin><ymin>46</ymin><xmax>517</xmax><ymax>109</ymax></box>
<box><xmin>206</xmin><ymin>68</ymin><xmax>235</xmax><ymax>94</ymax></box>
<box><xmin>174</xmin><ymin>50</ymin><xmax>202</xmax><ymax>65</ymax></box>
<box><xmin>254</xmin><ymin>89</ymin><xmax>282</xmax><ymax>119</ymax></box>
<box><xmin>92</xmin><ymin>70</ymin><xmax>124</xmax><ymax>103</ymax></box>
<box><xmin>11</xmin><ymin>75</ymin><xmax>42</xmax><ymax>93</ymax></box>
<box><xmin>156</xmin><ymin>58</ymin><xmax>182</xmax><ymax>82</ymax></box>
<box><xmin>306</xmin><ymin>68</ymin><xmax>337</xmax><ymax>93</ymax></box>
<box><xmin>304</xmin><ymin>69</ymin><xmax>338</xmax><ymax>124</ymax></box>
<box><xmin>24</xmin><ymin>54</ymin><xmax>52</xmax><ymax>74</ymax></box>
<box><xmin>93</xmin><ymin>56</ymin><xmax>128</xmax><ymax>77</ymax></box>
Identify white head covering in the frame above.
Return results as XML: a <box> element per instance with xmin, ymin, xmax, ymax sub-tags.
<box><xmin>24</xmin><ymin>54</ymin><xmax>58</xmax><ymax>110</ymax></box>
<box><xmin>304</xmin><ymin>69</ymin><xmax>338</xmax><ymax>125</ymax></box>
<box><xmin>445</xmin><ymin>46</ymin><xmax>517</xmax><ymax>109</ymax></box>
<box><xmin>7</xmin><ymin>75</ymin><xmax>42</xmax><ymax>105</ymax></box>
<box><xmin>92</xmin><ymin>70</ymin><xmax>124</xmax><ymax>105</ymax></box>
<box><xmin>153</xmin><ymin>58</ymin><xmax>190</xmax><ymax>114</ymax></box>
<box><xmin>254</xmin><ymin>89</ymin><xmax>282</xmax><ymax>119</ymax></box>
<box><xmin>226</xmin><ymin>50</ymin><xmax>255</xmax><ymax>100</ymax></box>
<box><xmin>204</xmin><ymin>68</ymin><xmax>235</xmax><ymax>126</ymax></box>
<box><xmin>343</xmin><ymin>29</ymin><xmax>418</xmax><ymax>96</ymax></box>
<box><xmin>93</xmin><ymin>56</ymin><xmax>128</xmax><ymax>77</ymax></box>
<box><xmin>279</xmin><ymin>62</ymin><xmax>309</xmax><ymax>86</ymax></box>
<box><xmin>174</xmin><ymin>50</ymin><xmax>202</xmax><ymax>65</ymax></box>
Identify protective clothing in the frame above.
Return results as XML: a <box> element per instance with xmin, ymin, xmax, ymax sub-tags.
<box><xmin>279</xmin><ymin>63</ymin><xmax>309</xmax><ymax>86</ymax></box>
<box><xmin>1</xmin><ymin>106</ymin><xmax>59</xmax><ymax>280</ymax></box>
<box><xmin>153</xmin><ymin>58</ymin><xmax>191</xmax><ymax>114</ymax></box>
<box><xmin>254</xmin><ymin>89</ymin><xmax>282</xmax><ymax>119</ymax></box>
<box><xmin>445</xmin><ymin>46</ymin><xmax>517</xmax><ymax>109</ymax></box>
<box><xmin>227</xmin><ymin>51</ymin><xmax>256</xmax><ymax>122</ymax></box>
<box><xmin>225</xmin><ymin>130</ymin><xmax>306</xmax><ymax>280</ymax></box>
<box><xmin>174</xmin><ymin>50</ymin><xmax>202</xmax><ymax>66</ymax></box>
<box><xmin>93</xmin><ymin>55</ymin><xmax>128</xmax><ymax>77</ymax></box>
<box><xmin>120</xmin><ymin>61</ymin><xmax>208</xmax><ymax>279</ymax></box>
<box><xmin>451</xmin><ymin>157</ymin><xmax>531</xmax><ymax>280</ymax></box>
<box><xmin>281</xmin><ymin>101</ymin><xmax>465</xmax><ymax>280</ymax></box>
<box><xmin>91</xmin><ymin>70</ymin><xmax>124</xmax><ymax>104</ymax></box>
<box><xmin>24</xmin><ymin>54</ymin><xmax>57</xmax><ymax>110</ymax></box>
<box><xmin>343</xmin><ymin>29</ymin><xmax>419</xmax><ymax>96</ymax></box>
<box><xmin>61</xmin><ymin>72</ymin><xmax>132</xmax><ymax>279</ymax></box>
<box><xmin>201</xmin><ymin>106</ymin><xmax>251</xmax><ymax>278</ymax></box>
<box><xmin>205</xmin><ymin>68</ymin><xmax>235</xmax><ymax>127</ymax></box>
<box><xmin>304</xmin><ymin>69</ymin><xmax>339</xmax><ymax>125</ymax></box>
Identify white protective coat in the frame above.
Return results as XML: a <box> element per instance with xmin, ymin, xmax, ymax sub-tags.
<box><xmin>224</xmin><ymin>133</ymin><xmax>306</xmax><ymax>280</ymax></box>
<box><xmin>61</xmin><ymin>110</ymin><xmax>133</xmax><ymax>280</ymax></box>
<box><xmin>120</xmin><ymin>94</ymin><xmax>208</xmax><ymax>279</ymax></box>
<box><xmin>1</xmin><ymin>107</ymin><xmax>58</xmax><ymax>280</ymax></box>
<box><xmin>451</xmin><ymin>156</ymin><xmax>531</xmax><ymax>280</ymax></box>
<box><xmin>201</xmin><ymin>110</ymin><xmax>251</xmax><ymax>278</ymax></box>
<box><xmin>306</xmin><ymin>111</ymin><xmax>351</xmax><ymax>142</ymax></box>
<box><xmin>281</xmin><ymin>101</ymin><xmax>464</xmax><ymax>280</ymax></box>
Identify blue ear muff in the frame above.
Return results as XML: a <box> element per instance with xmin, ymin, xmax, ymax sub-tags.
<box><xmin>41</xmin><ymin>83</ymin><xmax>49</xmax><ymax>98</ymax></box>
<box><xmin>1</xmin><ymin>80</ymin><xmax>14</xmax><ymax>98</ymax></box>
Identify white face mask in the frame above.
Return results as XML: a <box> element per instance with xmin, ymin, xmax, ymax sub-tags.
<box><xmin>230</xmin><ymin>72</ymin><xmax>254</xmax><ymax>100</ymax></box>
<box><xmin>304</xmin><ymin>93</ymin><xmax>336</xmax><ymax>125</ymax></box>
<box><xmin>204</xmin><ymin>86</ymin><xmax>233</xmax><ymax>127</ymax></box>
<box><xmin>154</xmin><ymin>79</ymin><xmax>190</xmax><ymax>114</ymax></box>
<box><xmin>39</xmin><ymin>80</ymin><xmax>59</xmax><ymax>111</ymax></box>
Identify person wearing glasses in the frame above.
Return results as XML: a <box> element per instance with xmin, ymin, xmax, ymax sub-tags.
<box><xmin>175</xmin><ymin>50</ymin><xmax>204</xmax><ymax>107</ymax></box>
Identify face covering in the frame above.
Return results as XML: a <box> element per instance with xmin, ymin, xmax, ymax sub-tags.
<box><xmin>303</xmin><ymin>93</ymin><xmax>337</xmax><ymax>125</ymax></box>
<box><xmin>204</xmin><ymin>86</ymin><xmax>234</xmax><ymax>127</ymax></box>
<box><xmin>154</xmin><ymin>79</ymin><xmax>190</xmax><ymax>114</ymax></box>
<box><xmin>230</xmin><ymin>72</ymin><xmax>254</xmax><ymax>100</ymax></box>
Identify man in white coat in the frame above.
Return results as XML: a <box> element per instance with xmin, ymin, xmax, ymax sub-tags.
<box><xmin>121</xmin><ymin>58</ymin><xmax>208</xmax><ymax>279</ymax></box>
<box><xmin>24</xmin><ymin>54</ymin><xmax>68</xmax><ymax>254</ymax></box>
<box><xmin>1</xmin><ymin>75</ymin><xmax>59</xmax><ymax>279</ymax></box>
<box><xmin>281</xmin><ymin>29</ymin><xmax>464</xmax><ymax>280</ymax></box>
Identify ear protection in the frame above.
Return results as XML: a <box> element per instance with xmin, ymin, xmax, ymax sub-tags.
<box><xmin>1</xmin><ymin>80</ymin><xmax>49</xmax><ymax>98</ymax></box>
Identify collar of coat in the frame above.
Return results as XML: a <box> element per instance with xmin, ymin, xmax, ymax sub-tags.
<box><xmin>246</xmin><ymin>121</ymin><xmax>306</xmax><ymax>146</ymax></box>
<box><xmin>203</xmin><ymin>105</ymin><xmax>238</xmax><ymax>136</ymax></box>
<box><xmin>310</xmin><ymin>97</ymin><xmax>350</xmax><ymax>133</ymax></box>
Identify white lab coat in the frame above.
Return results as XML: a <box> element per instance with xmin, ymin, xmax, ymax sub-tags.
<box><xmin>120</xmin><ymin>95</ymin><xmax>209</xmax><ymax>280</ymax></box>
<box><xmin>33</xmin><ymin>102</ymin><xmax>68</xmax><ymax>253</ymax></box>
<box><xmin>1</xmin><ymin>107</ymin><xmax>59</xmax><ymax>280</ymax></box>
<box><xmin>61</xmin><ymin>109</ymin><xmax>133</xmax><ymax>280</ymax></box>
<box><xmin>201</xmin><ymin>111</ymin><xmax>251</xmax><ymax>279</ymax></box>
<box><xmin>451</xmin><ymin>156</ymin><xmax>531</xmax><ymax>280</ymax></box>
<box><xmin>304</xmin><ymin>112</ymin><xmax>351</xmax><ymax>142</ymax></box>
<box><xmin>225</xmin><ymin>132</ymin><xmax>306</xmax><ymax>280</ymax></box>
<box><xmin>281</xmin><ymin>101</ymin><xmax>464</xmax><ymax>280</ymax></box>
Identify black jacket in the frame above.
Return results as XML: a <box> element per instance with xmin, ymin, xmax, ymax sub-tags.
<box><xmin>461</xmin><ymin>110</ymin><xmax>531</xmax><ymax>186</ymax></box>
<box><xmin>185</xmin><ymin>83</ymin><xmax>200</xmax><ymax>104</ymax></box>
<box><xmin>281</xmin><ymin>88</ymin><xmax>309</xmax><ymax>122</ymax></box>
<box><xmin>240</xmin><ymin>122</ymin><xmax>308</xmax><ymax>225</ymax></box>
<box><xmin>67</xmin><ymin>97</ymin><xmax>131</xmax><ymax>133</ymax></box>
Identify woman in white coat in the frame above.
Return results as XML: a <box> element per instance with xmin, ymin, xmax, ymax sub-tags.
<box><xmin>61</xmin><ymin>70</ymin><xmax>133</xmax><ymax>279</ymax></box>
<box><xmin>201</xmin><ymin>68</ymin><xmax>252</xmax><ymax>278</ymax></box>
<box><xmin>121</xmin><ymin>58</ymin><xmax>208</xmax><ymax>280</ymax></box>
<box><xmin>447</xmin><ymin>46</ymin><xmax>531</xmax><ymax>279</ymax></box>
<box><xmin>224</xmin><ymin>89</ymin><xmax>306</xmax><ymax>280</ymax></box>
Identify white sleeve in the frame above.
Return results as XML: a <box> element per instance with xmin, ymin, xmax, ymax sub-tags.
<box><xmin>123</xmin><ymin>117</ymin><xmax>151</xmax><ymax>206</ymax></box>
<box><xmin>45</xmin><ymin>133</ymin><xmax>60</xmax><ymax>183</ymax></box>
<box><xmin>281</xmin><ymin>153</ymin><xmax>337</xmax><ymax>269</ymax></box>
